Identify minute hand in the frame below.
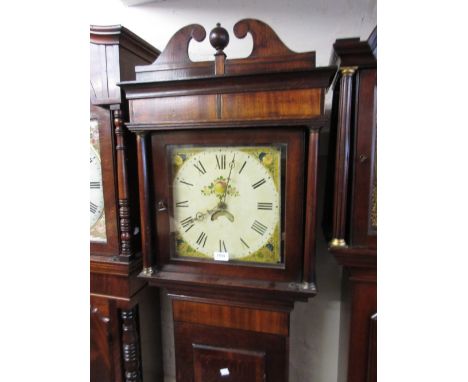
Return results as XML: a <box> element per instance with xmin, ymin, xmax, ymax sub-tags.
<box><xmin>222</xmin><ymin>154</ymin><xmax>236</xmax><ymax>205</ymax></box>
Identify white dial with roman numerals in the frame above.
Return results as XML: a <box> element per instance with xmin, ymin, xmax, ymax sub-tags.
<box><xmin>90</xmin><ymin>145</ymin><xmax>105</xmax><ymax>228</ymax></box>
<box><xmin>171</xmin><ymin>146</ymin><xmax>282</xmax><ymax>264</ymax></box>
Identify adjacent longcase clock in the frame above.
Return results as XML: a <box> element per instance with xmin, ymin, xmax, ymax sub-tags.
<box><xmin>327</xmin><ymin>27</ymin><xmax>377</xmax><ymax>382</ymax></box>
<box><xmin>89</xmin><ymin>25</ymin><xmax>163</xmax><ymax>382</ymax></box>
<box><xmin>120</xmin><ymin>19</ymin><xmax>336</xmax><ymax>382</ymax></box>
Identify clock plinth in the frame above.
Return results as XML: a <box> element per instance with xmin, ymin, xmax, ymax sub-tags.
<box><xmin>119</xmin><ymin>19</ymin><xmax>336</xmax><ymax>382</ymax></box>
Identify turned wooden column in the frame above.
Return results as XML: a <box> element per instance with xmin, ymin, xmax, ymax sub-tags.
<box><xmin>121</xmin><ymin>308</ymin><xmax>142</xmax><ymax>382</ymax></box>
<box><xmin>136</xmin><ymin>132</ymin><xmax>154</xmax><ymax>274</ymax></box>
<box><xmin>330</xmin><ymin>67</ymin><xmax>357</xmax><ymax>248</ymax></box>
<box><xmin>113</xmin><ymin>108</ymin><xmax>133</xmax><ymax>261</ymax></box>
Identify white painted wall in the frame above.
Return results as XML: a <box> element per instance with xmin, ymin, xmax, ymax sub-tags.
<box><xmin>90</xmin><ymin>1</ymin><xmax>376</xmax><ymax>381</ymax></box>
<box><xmin>90</xmin><ymin>0</ymin><xmax>376</xmax><ymax>65</ymax></box>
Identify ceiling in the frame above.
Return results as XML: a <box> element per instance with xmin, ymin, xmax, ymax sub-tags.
<box><xmin>120</xmin><ymin>0</ymin><xmax>167</xmax><ymax>6</ymax></box>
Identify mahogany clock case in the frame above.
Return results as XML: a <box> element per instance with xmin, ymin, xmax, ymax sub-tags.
<box><xmin>117</xmin><ymin>19</ymin><xmax>336</xmax><ymax>382</ymax></box>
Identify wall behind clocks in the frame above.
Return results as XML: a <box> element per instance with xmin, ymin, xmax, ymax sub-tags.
<box><xmin>90</xmin><ymin>1</ymin><xmax>376</xmax><ymax>381</ymax></box>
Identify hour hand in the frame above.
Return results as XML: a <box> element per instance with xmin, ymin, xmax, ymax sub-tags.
<box><xmin>211</xmin><ymin>209</ymin><xmax>235</xmax><ymax>222</ymax></box>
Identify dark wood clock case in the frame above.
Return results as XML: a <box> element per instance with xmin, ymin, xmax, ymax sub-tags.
<box><xmin>119</xmin><ymin>19</ymin><xmax>336</xmax><ymax>382</ymax></box>
<box><xmin>326</xmin><ymin>27</ymin><xmax>377</xmax><ymax>382</ymax></box>
<box><xmin>90</xmin><ymin>25</ymin><xmax>163</xmax><ymax>382</ymax></box>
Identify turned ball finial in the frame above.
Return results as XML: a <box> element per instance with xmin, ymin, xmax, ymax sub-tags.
<box><xmin>209</xmin><ymin>22</ymin><xmax>229</xmax><ymax>54</ymax></box>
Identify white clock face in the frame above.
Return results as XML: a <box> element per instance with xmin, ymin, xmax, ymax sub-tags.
<box><xmin>90</xmin><ymin>144</ymin><xmax>105</xmax><ymax>228</ymax></box>
<box><xmin>171</xmin><ymin>146</ymin><xmax>282</xmax><ymax>264</ymax></box>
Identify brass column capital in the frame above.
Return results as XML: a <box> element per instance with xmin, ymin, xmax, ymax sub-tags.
<box><xmin>340</xmin><ymin>66</ymin><xmax>358</xmax><ymax>76</ymax></box>
<box><xmin>329</xmin><ymin>238</ymin><xmax>347</xmax><ymax>248</ymax></box>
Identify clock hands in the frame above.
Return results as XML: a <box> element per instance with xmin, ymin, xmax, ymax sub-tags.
<box><xmin>210</xmin><ymin>154</ymin><xmax>236</xmax><ymax>222</ymax></box>
<box><xmin>222</xmin><ymin>154</ymin><xmax>236</xmax><ymax>205</ymax></box>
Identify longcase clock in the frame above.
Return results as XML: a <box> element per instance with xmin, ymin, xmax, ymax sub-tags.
<box><xmin>326</xmin><ymin>27</ymin><xmax>377</xmax><ymax>382</ymax></box>
<box><xmin>119</xmin><ymin>19</ymin><xmax>336</xmax><ymax>382</ymax></box>
<box><xmin>89</xmin><ymin>25</ymin><xmax>163</xmax><ymax>382</ymax></box>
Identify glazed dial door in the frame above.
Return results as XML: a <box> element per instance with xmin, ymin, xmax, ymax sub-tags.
<box><xmin>90</xmin><ymin>118</ymin><xmax>107</xmax><ymax>243</ymax></box>
<box><xmin>170</xmin><ymin>146</ymin><xmax>283</xmax><ymax>265</ymax></box>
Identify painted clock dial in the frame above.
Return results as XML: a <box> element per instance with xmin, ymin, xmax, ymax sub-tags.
<box><xmin>170</xmin><ymin>146</ymin><xmax>283</xmax><ymax>265</ymax></box>
<box><xmin>90</xmin><ymin>118</ymin><xmax>107</xmax><ymax>243</ymax></box>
